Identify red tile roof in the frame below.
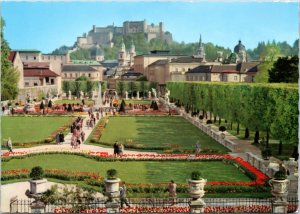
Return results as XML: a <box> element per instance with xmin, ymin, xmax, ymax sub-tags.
<box><xmin>9</xmin><ymin>51</ymin><xmax>17</xmax><ymax>62</ymax></box>
<box><xmin>24</xmin><ymin>69</ymin><xmax>59</xmax><ymax>77</ymax></box>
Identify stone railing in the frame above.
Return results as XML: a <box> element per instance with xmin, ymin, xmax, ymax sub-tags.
<box><xmin>246</xmin><ymin>152</ymin><xmax>277</xmax><ymax>178</ymax></box>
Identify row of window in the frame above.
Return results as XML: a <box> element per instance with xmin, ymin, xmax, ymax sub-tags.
<box><xmin>64</xmin><ymin>73</ymin><xmax>97</xmax><ymax>78</ymax></box>
<box><xmin>24</xmin><ymin>55</ymin><xmax>65</xmax><ymax>61</ymax></box>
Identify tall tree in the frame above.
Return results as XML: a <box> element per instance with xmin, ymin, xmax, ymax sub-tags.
<box><xmin>1</xmin><ymin>18</ymin><xmax>19</xmax><ymax>100</ymax></box>
<box><xmin>116</xmin><ymin>81</ymin><xmax>125</xmax><ymax>98</ymax></box>
<box><xmin>255</xmin><ymin>43</ymin><xmax>281</xmax><ymax>83</ymax></box>
<box><xmin>269</xmin><ymin>56</ymin><xmax>298</xmax><ymax>83</ymax></box>
<box><xmin>86</xmin><ymin>80</ymin><xmax>94</xmax><ymax>98</ymax></box>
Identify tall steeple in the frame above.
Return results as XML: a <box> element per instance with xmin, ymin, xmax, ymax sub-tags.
<box><xmin>194</xmin><ymin>34</ymin><xmax>206</xmax><ymax>62</ymax></box>
<box><xmin>120</xmin><ymin>37</ymin><xmax>126</xmax><ymax>52</ymax></box>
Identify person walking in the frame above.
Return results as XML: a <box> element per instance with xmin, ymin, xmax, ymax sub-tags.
<box><xmin>119</xmin><ymin>182</ymin><xmax>130</xmax><ymax>208</ymax></box>
<box><xmin>118</xmin><ymin>143</ymin><xmax>124</xmax><ymax>155</ymax></box>
<box><xmin>168</xmin><ymin>180</ymin><xmax>177</xmax><ymax>205</ymax></box>
<box><xmin>113</xmin><ymin>142</ymin><xmax>119</xmax><ymax>155</ymax></box>
<box><xmin>6</xmin><ymin>137</ymin><xmax>13</xmax><ymax>152</ymax></box>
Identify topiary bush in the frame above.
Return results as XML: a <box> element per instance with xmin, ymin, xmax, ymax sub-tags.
<box><xmin>219</xmin><ymin>126</ymin><xmax>226</xmax><ymax>132</ymax></box>
<box><xmin>106</xmin><ymin>169</ymin><xmax>118</xmax><ymax>180</ymax></box>
<box><xmin>206</xmin><ymin>120</ymin><xmax>212</xmax><ymax>125</ymax></box>
<box><xmin>29</xmin><ymin>166</ymin><xmax>44</xmax><ymax>180</ymax></box>
<box><xmin>191</xmin><ymin>171</ymin><xmax>202</xmax><ymax>180</ymax></box>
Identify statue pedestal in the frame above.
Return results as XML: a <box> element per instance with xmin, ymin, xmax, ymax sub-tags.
<box><xmin>105</xmin><ymin>201</ymin><xmax>120</xmax><ymax>213</ymax></box>
<box><xmin>190</xmin><ymin>199</ymin><xmax>206</xmax><ymax>213</ymax></box>
<box><xmin>272</xmin><ymin>200</ymin><xmax>288</xmax><ymax>213</ymax></box>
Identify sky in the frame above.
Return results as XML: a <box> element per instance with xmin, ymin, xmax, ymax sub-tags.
<box><xmin>2</xmin><ymin>1</ymin><xmax>298</xmax><ymax>53</ymax></box>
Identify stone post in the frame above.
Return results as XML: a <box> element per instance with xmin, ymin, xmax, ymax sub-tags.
<box><xmin>284</xmin><ymin>158</ymin><xmax>298</xmax><ymax>197</ymax></box>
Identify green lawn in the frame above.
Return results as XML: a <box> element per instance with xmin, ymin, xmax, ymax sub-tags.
<box><xmin>54</xmin><ymin>99</ymin><xmax>95</xmax><ymax>105</ymax></box>
<box><xmin>100</xmin><ymin>116</ymin><xmax>228</xmax><ymax>153</ymax></box>
<box><xmin>2</xmin><ymin>116</ymin><xmax>72</xmax><ymax>144</ymax></box>
<box><xmin>2</xmin><ymin>154</ymin><xmax>251</xmax><ymax>184</ymax></box>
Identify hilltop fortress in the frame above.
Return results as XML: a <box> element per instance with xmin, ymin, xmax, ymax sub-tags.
<box><xmin>75</xmin><ymin>20</ymin><xmax>173</xmax><ymax>49</ymax></box>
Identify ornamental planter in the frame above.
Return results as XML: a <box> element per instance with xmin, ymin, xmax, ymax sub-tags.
<box><xmin>188</xmin><ymin>178</ymin><xmax>207</xmax><ymax>200</ymax></box>
<box><xmin>269</xmin><ymin>178</ymin><xmax>289</xmax><ymax>198</ymax></box>
<box><xmin>104</xmin><ymin>178</ymin><xmax>121</xmax><ymax>201</ymax></box>
<box><xmin>29</xmin><ymin>178</ymin><xmax>48</xmax><ymax>194</ymax></box>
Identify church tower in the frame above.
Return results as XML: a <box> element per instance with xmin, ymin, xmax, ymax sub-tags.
<box><xmin>129</xmin><ymin>39</ymin><xmax>136</xmax><ymax>67</ymax></box>
<box><xmin>234</xmin><ymin>40</ymin><xmax>247</xmax><ymax>62</ymax></box>
<box><xmin>118</xmin><ymin>37</ymin><xmax>126</xmax><ymax>66</ymax></box>
<box><xmin>194</xmin><ymin>34</ymin><xmax>206</xmax><ymax>62</ymax></box>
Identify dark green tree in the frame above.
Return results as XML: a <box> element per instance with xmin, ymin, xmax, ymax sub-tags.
<box><xmin>119</xmin><ymin>99</ymin><xmax>126</xmax><ymax>112</ymax></box>
<box><xmin>269</xmin><ymin>56</ymin><xmax>298</xmax><ymax>83</ymax></box>
<box><xmin>86</xmin><ymin>80</ymin><xmax>94</xmax><ymax>98</ymax></box>
<box><xmin>73</xmin><ymin>81</ymin><xmax>82</xmax><ymax>97</ymax></box>
<box><xmin>1</xmin><ymin>18</ymin><xmax>19</xmax><ymax>100</ymax></box>
<box><xmin>116</xmin><ymin>81</ymin><xmax>125</xmax><ymax>98</ymax></box>
<box><xmin>62</xmin><ymin>81</ymin><xmax>71</xmax><ymax>94</ymax></box>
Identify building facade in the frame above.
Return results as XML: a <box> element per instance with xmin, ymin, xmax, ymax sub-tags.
<box><xmin>185</xmin><ymin>62</ymin><xmax>260</xmax><ymax>83</ymax></box>
<box><xmin>9</xmin><ymin>51</ymin><xmax>24</xmax><ymax>89</ymax></box>
<box><xmin>133</xmin><ymin>50</ymin><xmax>185</xmax><ymax>76</ymax></box>
<box><xmin>62</xmin><ymin>64</ymin><xmax>104</xmax><ymax>81</ymax></box>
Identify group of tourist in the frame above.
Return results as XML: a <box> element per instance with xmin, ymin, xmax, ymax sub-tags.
<box><xmin>113</xmin><ymin>141</ymin><xmax>125</xmax><ymax>155</ymax></box>
<box><xmin>70</xmin><ymin>117</ymin><xmax>85</xmax><ymax>149</ymax></box>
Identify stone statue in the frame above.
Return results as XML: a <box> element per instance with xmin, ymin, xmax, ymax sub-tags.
<box><xmin>165</xmin><ymin>89</ymin><xmax>170</xmax><ymax>104</ymax></box>
<box><xmin>151</xmin><ymin>88</ymin><xmax>157</xmax><ymax>99</ymax></box>
<box><xmin>148</xmin><ymin>91</ymin><xmax>151</xmax><ymax>99</ymax></box>
<box><xmin>137</xmin><ymin>91</ymin><xmax>140</xmax><ymax>99</ymax></box>
<box><xmin>80</xmin><ymin>90</ymin><xmax>84</xmax><ymax>99</ymax></box>
<box><xmin>68</xmin><ymin>90</ymin><xmax>72</xmax><ymax>100</ymax></box>
<box><xmin>125</xmin><ymin>91</ymin><xmax>128</xmax><ymax>100</ymax></box>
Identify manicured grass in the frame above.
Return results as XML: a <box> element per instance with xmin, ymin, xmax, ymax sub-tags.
<box><xmin>2</xmin><ymin>154</ymin><xmax>251</xmax><ymax>184</ymax></box>
<box><xmin>54</xmin><ymin>99</ymin><xmax>95</xmax><ymax>105</ymax></box>
<box><xmin>1</xmin><ymin>116</ymin><xmax>72</xmax><ymax>144</ymax></box>
<box><xmin>100</xmin><ymin>116</ymin><xmax>229</xmax><ymax>153</ymax></box>
<box><xmin>118</xmin><ymin>100</ymin><xmax>152</xmax><ymax>105</ymax></box>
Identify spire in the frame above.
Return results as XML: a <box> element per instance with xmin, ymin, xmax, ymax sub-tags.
<box><xmin>199</xmin><ymin>34</ymin><xmax>202</xmax><ymax>48</ymax></box>
<box><xmin>194</xmin><ymin>34</ymin><xmax>206</xmax><ymax>62</ymax></box>
<box><xmin>120</xmin><ymin>37</ymin><xmax>126</xmax><ymax>52</ymax></box>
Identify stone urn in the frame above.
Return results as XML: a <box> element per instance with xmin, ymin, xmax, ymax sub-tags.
<box><xmin>188</xmin><ymin>178</ymin><xmax>207</xmax><ymax>200</ymax></box>
<box><xmin>105</xmin><ymin>178</ymin><xmax>121</xmax><ymax>200</ymax></box>
<box><xmin>29</xmin><ymin>179</ymin><xmax>48</xmax><ymax>194</ymax></box>
<box><xmin>269</xmin><ymin>170</ymin><xmax>289</xmax><ymax>201</ymax></box>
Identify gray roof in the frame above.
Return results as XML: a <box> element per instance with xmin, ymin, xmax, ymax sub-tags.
<box><xmin>148</xmin><ymin>59</ymin><xmax>169</xmax><ymax>67</ymax></box>
<box><xmin>187</xmin><ymin>62</ymin><xmax>260</xmax><ymax>74</ymax></box>
<box><xmin>62</xmin><ymin>64</ymin><xmax>98</xmax><ymax>72</ymax></box>
<box><xmin>171</xmin><ymin>56</ymin><xmax>203</xmax><ymax>63</ymax></box>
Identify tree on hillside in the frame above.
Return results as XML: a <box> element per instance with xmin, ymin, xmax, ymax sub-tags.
<box><xmin>255</xmin><ymin>43</ymin><xmax>281</xmax><ymax>83</ymax></box>
<box><xmin>70</xmin><ymin>48</ymin><xmax>92</xmax><ymax>60</ymax></box>
<box><xmin>1</xmin><ymin>18</ymin><xmax>19</xmax><ymax>101</ymax></box>
<box><xmin>52</xmin><ymin>45</ymin><xmax>73</xmax><ymax>54</ymax></box>
<box><xmin>269</xmin><ymin>56</ymin><xmax>298</xmax><ymax>83</ymax></box>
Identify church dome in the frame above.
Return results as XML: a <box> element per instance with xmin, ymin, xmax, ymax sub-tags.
<box><xmin>234</xmin><ymin>40</ymin><xmax>246</xmax><ymax>54</ymax></box>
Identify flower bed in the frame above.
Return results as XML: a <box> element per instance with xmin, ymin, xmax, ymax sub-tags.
<box><xmin>90</xmin><ymin>117</ymin><xmax>108</xmax><ymax>142</ymax></box>
<box><xmin>52</xmin><ymin>204</ymin><xmax>298</xmax><ymax>213</ymax></box>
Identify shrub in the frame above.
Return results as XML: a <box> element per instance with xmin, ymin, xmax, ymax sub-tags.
<box><xmin>219</xmin><ymin>126</ymin><xmax>226</xmax><ymax>132</ymax></box>
<box><xmin>29</xmin><ymin>166</ymin><xmax>44</xmax><ymax>180</ymax></box>
<box><xmin>191</xmin><ymin>171</ymin><xmax>202</xmax><ymax>180</ymax></box>
<box><xmin>199</xmin><ymin>115</ymin><xmax>204</xmax><ymax>120</ymax></box>
<box><xmin>106</xmin><ymin>169</ymin><xmax>117</xmax><ymax>179</ymax></box>
<box><xmin>206</xmin><ymin>120</ymin><xmax>212</xmax><ymax>125</ymax></box>
<box><xmin>274</xmin><ymin>170</ymin><xmax>287</xmax><ymax>180</ymax></box>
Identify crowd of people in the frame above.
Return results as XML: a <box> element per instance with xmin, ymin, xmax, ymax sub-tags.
<box><xmin>70</xmin><ymin>117</ymin><xmax>85</xmax><ymax>149</ymax></box>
